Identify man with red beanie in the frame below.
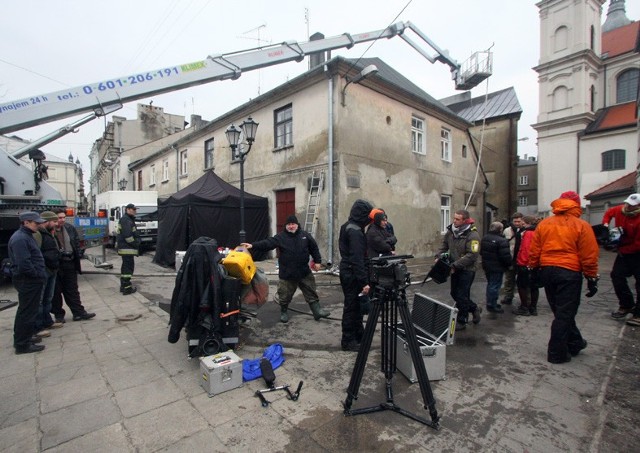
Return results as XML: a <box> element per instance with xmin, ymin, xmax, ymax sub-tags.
<box><xmin>529</xmin><ymin>191</ymin><xmax>599</xmax><ymax>364</ymax></box>
<box><xmin>602</xmin><ymin>193</ymin><xmax>640</xmax><ymax>325</ymax></box>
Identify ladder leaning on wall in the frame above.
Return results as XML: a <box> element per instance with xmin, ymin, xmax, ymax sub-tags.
<box><xmin>304</xmin><ymin>170</ymin><xmax>324</xmax><ymax>237</ymax></box>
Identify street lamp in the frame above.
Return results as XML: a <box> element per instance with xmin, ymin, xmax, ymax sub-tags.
<box><xmin>341</xmin><ymin>64</ymin><xmax>378</xmax><ymax>106</ymax></box>
<box><xmin>118</xmin><ymin>178</ymin><xmax>128</xmax><ymax>191</ymax></box>
<box><xmin>226</xmin><ymin>117</ymin><xmax>259</xmax><ymax>244</ymax></box>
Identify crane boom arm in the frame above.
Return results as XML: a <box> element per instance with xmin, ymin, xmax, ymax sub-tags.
<box><xmin>0</xmin><ymin>21</ymin><xmax>490</xmax><ymax>135</ymax></box>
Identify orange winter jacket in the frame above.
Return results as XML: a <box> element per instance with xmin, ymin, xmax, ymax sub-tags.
<box><xmin>528</xmin><ymin>198</ymin><xmax>599</xmax><ymax>278</ymax></box>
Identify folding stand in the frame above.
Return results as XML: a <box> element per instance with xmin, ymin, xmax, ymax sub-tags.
<box><xmin>343</xmin><ymin>275</ymin><xmax>440</xmax><ymax>430</ymax></box>
<box><xmin>255</xmin><ymin>358</ymin><xmax>303</xmax><ymax>407</ymax></box>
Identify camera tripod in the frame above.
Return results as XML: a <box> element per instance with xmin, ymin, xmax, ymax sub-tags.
<box><xmin>343</xmin><ymin>278</ymin><xmax>440</xmax><ymax>430</ymax></box>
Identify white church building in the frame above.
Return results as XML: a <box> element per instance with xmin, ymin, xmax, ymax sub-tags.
<box><xmin>533</xmin><ymin>0</ymin><xmax>639</xmax><ymax>217</ymax></box>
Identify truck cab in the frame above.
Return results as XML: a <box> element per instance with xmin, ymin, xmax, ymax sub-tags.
<box><xmin>110</xmin><ymin>203</ymin><xmax>158</xmax><ymax>248</ymax></box>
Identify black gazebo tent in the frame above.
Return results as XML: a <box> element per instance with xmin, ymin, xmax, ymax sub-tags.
<box><xmin>153</xmin><ymin>171</ymin><xmax>269</xmax><ymax>267</ymax></box>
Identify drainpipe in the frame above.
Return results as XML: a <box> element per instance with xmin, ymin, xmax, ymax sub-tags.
<box><xmin>173</xmin><ymin>145</ymin><xmax>179</xmax><ymax>192</ymax></box>
<box><xmin>326</xmin><ymin>64</ymin><xmax>335</xmax><ymax>264</ymax></box>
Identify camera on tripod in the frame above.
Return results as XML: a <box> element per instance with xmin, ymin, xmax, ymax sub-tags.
<box><xmin>369</xmin><ymin>254</ymin><xmax>414</xmax><ymax>287</ymax></box>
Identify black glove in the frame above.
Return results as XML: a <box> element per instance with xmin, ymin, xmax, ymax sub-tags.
<box><xmin>585</xmin><ymin>276</ymin><xmax>599</xmax><ymax>298</ymax></box>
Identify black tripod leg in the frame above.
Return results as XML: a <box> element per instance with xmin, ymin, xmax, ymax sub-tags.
<box><xmin>397</xmin><ymin>300</ymin><xmax>440</xmax><ymax>428</ymax></box>
<box><xmin>343</xmin><ymin>296</ymin><xmax>382</xmax><ymax>412</ymax></box>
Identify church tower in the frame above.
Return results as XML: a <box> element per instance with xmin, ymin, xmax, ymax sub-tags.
<box><xmin>533</xmin><ymin>0</ymin><xmax>605</xmax><ymax>213</ymax></box>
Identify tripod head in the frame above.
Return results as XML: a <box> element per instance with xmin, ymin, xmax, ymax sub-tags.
<box><xmin>369</xmin><ymin>254</ymin><xmax>413</xmax><ymax>289</ymax></box>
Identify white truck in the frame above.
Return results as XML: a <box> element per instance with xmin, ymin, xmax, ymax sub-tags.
<box><xmin>95</xmin><ymin>190</ymin><xmax>158</xmax><ymax>249</ymax></box>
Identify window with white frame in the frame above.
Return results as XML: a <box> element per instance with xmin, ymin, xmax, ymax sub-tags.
<box><xmin>441</xmin><ymin>128</ymin><xmax>451</xmax><ymax>162</ymax></box>
<box><xmin>149</xmin><ymin>164</ymin><xmax>156</xmax><ymax>186</ymax></box>
<box><xmin>411</xmin><ymin>116</ymin><xmax>425</xmax><ymax>155</ymax></box>
<box><xmin>440</xmin><ymin>195</ymin><xmax>451</xmax><ymax>233</ymax></box>
<box><xmin>519</xmin><ymin>175</ymin><xmax>528</xmax><ymax>186</ymax></box>
<box><xmin>518</xmin><ymin>196</ymin><xmax>528</xmax><ymax>207</ymax></box>
<box><xmin>274</xmin><ymin>104</ymin><xmax>293</xmax><ymax>148</ymax></box>
<box><xmin>162</xmin><ymin>159</ymin><xmax>169</xmax><ymax>181</ymax></box>
<box><xmin>180</xmin><ymin>150</ymin><xmax>188</xmax><ymax>176</ymax></box>
<box><xmin>204</xmin><ymin>138</ymin><xmax>214</xmax><ymax>169</ymax></box>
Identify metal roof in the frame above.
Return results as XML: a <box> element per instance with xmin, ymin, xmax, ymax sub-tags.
<box><xmin>445</xmin><ymin>87</ymin><xmax>522</xmax><ymax>123</ymax></box>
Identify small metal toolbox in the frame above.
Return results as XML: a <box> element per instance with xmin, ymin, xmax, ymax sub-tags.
<box><xmin>395</xmin><ymin>293</ymin><xmax>458</xmax><ymax>382</ymax></box>
<box><xmin>199</xmin><ymin>350</ymin><xmax>243</xmax><ymax>397</ymax></box>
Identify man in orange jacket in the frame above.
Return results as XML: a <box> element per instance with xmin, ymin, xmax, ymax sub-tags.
<box><xmin>528</xmin><ymin>191</ymin><xmax>599</xmax><ymax>364</ymax></box>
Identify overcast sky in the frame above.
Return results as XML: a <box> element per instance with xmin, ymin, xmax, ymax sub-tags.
<box><xmin>2</xmin><ymin>0</ymin><xmax>637</xmax><ymax>178</ymax></box>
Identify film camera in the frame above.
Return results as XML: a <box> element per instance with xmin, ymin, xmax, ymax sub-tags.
<box><xmin>369</xmin><ymin>254</ymin><xmax>414</xmax><ymax>287</ymax></box>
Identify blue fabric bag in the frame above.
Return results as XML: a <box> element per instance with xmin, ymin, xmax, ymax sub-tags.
<box><xmin>242</xmin><ymin>343</ymin><xmax>285</xmax><ymax>381</ymax></box>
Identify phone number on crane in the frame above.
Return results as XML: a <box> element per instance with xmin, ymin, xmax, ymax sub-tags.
<box><xmin>81</xmin><ymin>61</ymin><xmax>205</xmax><ymax>95</ymax></box>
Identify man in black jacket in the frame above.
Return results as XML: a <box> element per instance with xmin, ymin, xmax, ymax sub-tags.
<box><xmin>116</xmin><ymin>203</ymin><xmax>140</xmax><ymax>295</ymax></box>
<box><xmin>34</xmin><ymin>211</ymin><xmax>63</xmax><ymax>332</ymax></box>
<box><xmin>339</xmin><ymin>199</ymin><xmax>373</xmax><ymax>351</ymax></box>
<box><xmin>480</xmin><ymin>221</ymin><xmax>512</xmax><ymax>314</ymax></box>
<box><xmin>9</xmin><ymin>211</ymin><xmax>48</xmax><ymax>354</ymax></box>
<box><xmin>242</xmin><ymin>215</ymin><xmax>329</xmax><ymax>323</ymax></box>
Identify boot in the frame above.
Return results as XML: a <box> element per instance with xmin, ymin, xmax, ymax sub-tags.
<box><xmin>121</xmin><ymin>278</ymin><xmax>137</xmax><ymax>295</ymax></box>
<box><xmin>119</xmin><ymin>277</ymin><xmax>127</xmax><ymax>294</ymax></box>
<box><xmin>309</xmin><ymin>302</ymin><xmax>330</xmax><ymax>321</ymax></box>
<box><xmin>280</xmin><ymin>305</ymin><xmax>289</xmax><ymax>323</ymax></box>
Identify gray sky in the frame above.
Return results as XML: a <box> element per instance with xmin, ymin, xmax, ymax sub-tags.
<box><xmin>2</xmin><ymin>0</ymin><xmax>636</xmax><ymax>177</ymax></box>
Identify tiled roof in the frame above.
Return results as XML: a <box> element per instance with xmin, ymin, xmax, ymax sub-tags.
<box><xmin>584</xmin><ymin>171</ymin><xmax>636</xmax><ymax>199</ymax></box>
<box><xmin>584</xmin><ymin>101</ymin><xmax>637</xmax><ymax>134</ymax></box>
<box><xmin>602</xmin><ymin>21</ymin><xmax>640</xmax><ymax>59</ymax></box>
<box><xmin>445</xmin><ymin>87</ymin><xmax>522</xmax><ymax>123</ymax></box>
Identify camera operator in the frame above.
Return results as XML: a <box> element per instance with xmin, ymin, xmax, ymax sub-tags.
<box><xmin>437</xmin><ymin>209</ymin><xmax>481</xmax><ymax>331</ymax></box>
<box><xmin>339</xmin><ymin>199</ymin><xmax>373</xmax><ymax>351</ymax></box>
<box><xmin>366</xmin><ymin>211</ymin><xmax>396</xmax><ymax>258</ymax></box>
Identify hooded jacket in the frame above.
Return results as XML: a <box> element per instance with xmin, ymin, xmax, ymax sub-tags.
<box><xmin>602</xmin><ymin>204</ymin><xmax>640</xmax><ymax>254</ymax></box>
<box><xmin>480</xmin><ymin>231</ymin><xmax>511</xmax><ymax>273</ymax></box>
<box><xmin>366</xmin><ymin>222</ymin><xmax>397</xmax><ymax>258</ymax></box>
<box><xmin>250</xmin><ymin>219</ymin><xmax>321</xmax><ymax>281</ymax></box>
<box><xmin>528</xmin><ymin>198</ymin><xmax>599</xmax><ymax>277</ymax></box>
<box><xmin>339</xmin><ymin>199</ymin><xmax>373</xmax><ymax>287</ymax></box>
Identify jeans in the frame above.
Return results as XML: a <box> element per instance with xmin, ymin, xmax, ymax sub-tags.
<box><xmin>485</xmin><ymin>271</ymin><xmax>504</xmax><ymax>308</ymax></box>
<box><xmin>450</xmin><ymin>269</ymin><xmax>477</xmax><ymax>324</ymax></box>
<box><xmin>37</xmin><ymin>270</ymin><xmax>57</xmax><ymax>330</ymax></box>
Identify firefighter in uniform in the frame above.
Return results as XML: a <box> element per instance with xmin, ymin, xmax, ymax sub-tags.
<box><xmin>116</xmin><ymin>203</ymin><xmax>140</xmax><ymax>295</ymax></box>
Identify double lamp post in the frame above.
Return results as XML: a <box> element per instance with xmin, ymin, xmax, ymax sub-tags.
<box><xmin>225</xmin><ymin>117</ymin><xmax>259</xmax><ymax>244</ymax></box>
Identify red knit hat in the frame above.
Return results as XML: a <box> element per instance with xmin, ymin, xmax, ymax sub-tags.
<box><xmin>560</xmin><ymin>191</ymin><xmax>581</xmax><ymax>205</ymax></box>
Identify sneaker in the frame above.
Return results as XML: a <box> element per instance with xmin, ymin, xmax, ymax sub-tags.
<box><xmin>548</xmin><ymin>354</ymin><xmax>571</xmax><ymax>364</ymax></box>
<box><xmin>472</xmin><ymin>307</ymin><xmax>482</xmax><ymax>324</ymax></box>
<box><xmin>15</xmin><ymin>344</ymin><xmax>45</xmax><ymax>354</ymax></box>
<box><xmin>529</xmin><ymin>308</ymin><xmax>538</xmax><ymax>316</ymax></box>
<box><xmin>55</xmin><ymin>317</ymin><xmax>66</xmax><ymax>324</ymax></box>
<box><xmin>501</xmin><ymin>298</ymin><xmax>513</xmax><ymax>306</ymax></box>
<box><xmin>35</xmin><ymin>330</ymin><xmax>51</xmax><ymax>338</ymax></box>
<box><xmin>73</xmin><ymin>312</ymin><xmax>96</xmax><ymax>321</ymax></box>
<box><xmin>611</xmin><ymin>308</ymin><xmax>633</xmax><ymax>319</ymax></box>
<box><xmin>487</xmin><ymin>305</ymin><xmax>504</xmax><ymax>314</ymax></box>
<box><xmin>455</xmin><ymin>322</ymin><xmax>467</xmax><ymax>331</ymax></box>
<box><xmin>341</xmin><ymin>340</ymin><xmax>361</xmax><ymax>352</ymax></box>
<box><xmin>626</xmin><ymin>316</ymin><xmax>640</xmax><ymax>327</ymax></box>
<box><xmin>570</xmin><ymin>339</ymin><xmax>588</xmax><ymax>356</ymax></box>
<box><xmin>30</xmin><ymin>336</ymin><xmax>43</xmax><ymax>344</ymax></box>
<box><xmin>513</xmin><ymin>307</ymin><xmax>530</xmax><ymax>316</ymax></box>
<box><xmin>49</xmin><ymin>322</ymin><xmax>64</xmax><ymax>329</ymax></box>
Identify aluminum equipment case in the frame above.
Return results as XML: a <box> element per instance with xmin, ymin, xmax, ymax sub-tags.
<box><xmin>199</xmin><ymin>350</ymin><xmax>243</xmax><ymax>397</ymax></box>
<box><xmin>395</xmin><ymin>293</ymin><xmax>458</xmax><ymax>382</ymax></box>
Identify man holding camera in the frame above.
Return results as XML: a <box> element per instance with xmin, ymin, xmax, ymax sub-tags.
<box><xmin>437</xmin><ymin>209</ymin><xmax>481</xmax><ymax>331</ymax></box>
<box><xmin>51</xmin><ymin>210</ymin><xmax>95</xmax><ymax>322</ymax></box>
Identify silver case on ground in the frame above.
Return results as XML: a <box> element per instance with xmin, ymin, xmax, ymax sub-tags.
<box><xmin>199</xmin><ymin>350</ymin><xmax>243</xmax><ymax>397</ymax></box>
<box><xmin>395</xmin><ymin>293</ymin><xmax>458</xmax><ymax>382</ymax></box>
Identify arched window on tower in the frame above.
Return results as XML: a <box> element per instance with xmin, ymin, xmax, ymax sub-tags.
<box><xmin>554</xmin><ymin>26</ymin><xmax>568</xmax><ymax>52</ymax></box>
<box><xmin>590</xmin><ymin>85</ymin><xmax>596</xmax><ymax>112</ymax></box>
<box><xmin>552</xmin><ymin>86</ymin><xmax>569</xmax><ymax>111</ymax></box>
<box><xmin>616</xmin><ymin>68</ymin><xmax>639</xmax><ymax>104</ymax></box>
